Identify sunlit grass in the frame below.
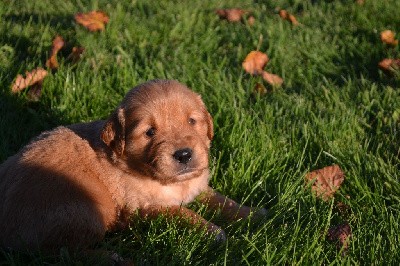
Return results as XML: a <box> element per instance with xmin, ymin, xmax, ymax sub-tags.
<box><xmin>1</xmin><ymin>0</ymin><xmax>400</xmax><ymax>264</ymax></box>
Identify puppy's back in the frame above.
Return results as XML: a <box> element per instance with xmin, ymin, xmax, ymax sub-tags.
<box><xmin>0</xmin><ymin>125</ymin><xmax>117</xmax><ymax>251</ymax></box>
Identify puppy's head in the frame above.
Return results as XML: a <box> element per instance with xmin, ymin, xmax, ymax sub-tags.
<box><xmin>101</xmin><ymin>80</ymin><xmax>213</xmax><ymax>184</ymax></box>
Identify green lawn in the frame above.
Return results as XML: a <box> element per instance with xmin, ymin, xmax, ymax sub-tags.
<box><xmin>1</xmin><ymin>0</ymin><xmax>400</xmax><ymax>264</ymax></box>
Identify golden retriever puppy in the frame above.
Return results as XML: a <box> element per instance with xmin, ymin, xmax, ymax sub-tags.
<box><xmin>0</xmin><ymin>80</ymin><xmax>265</xmax><ymax>252</ymax></box>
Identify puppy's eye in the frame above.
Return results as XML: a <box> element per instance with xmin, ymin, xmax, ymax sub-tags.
<box><xmin>188</xmin><ymin>118</ymin><xmax>196</xmax><ymax>125</ymax></box>
<box><xmin>146</xmin><ymin>127</ymin><xmax>156</xmax><ymax>137</ymax></box>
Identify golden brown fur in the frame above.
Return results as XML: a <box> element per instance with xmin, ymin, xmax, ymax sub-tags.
<box><xmin>0</xmin><ymin>80</ymin><xmax>265</xmax><ymax>252</ymax></box>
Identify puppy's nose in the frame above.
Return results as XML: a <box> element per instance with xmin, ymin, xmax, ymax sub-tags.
<box><xmin>173</xmin><ymin>148</ymin><xmax>192</xmax><ymax>164</ymax></box>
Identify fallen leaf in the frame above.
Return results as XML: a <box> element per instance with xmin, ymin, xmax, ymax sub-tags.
<box><xmin>247</xmin><ymin>16</ymin><xmax>255</xmax><ymax>26</ymax></box>
<box><xmin>67</xmin><ymin>46</ymin><xmax>85</xmax><ymax>63</ymax></box>
<box><xmin>279</xmin><ymin>9</ymin><xmax>299</xmax><ymax>26</ymax></box>
<box><xmin>75</xmin><ymin>11</ymin><xmax>109</xmax><ymax>32</ymax></box>
<box><xmin>11</xmin><ymin>68</ymin><xmax>48</xmax><ymax>93</ymax></box>
<box><xmin>378</xmin><ymin>58</ymin><xmax>400</xmax><ymax>75</ymax></box>
<box><xmin>261</xmin><ymin>71</ymin><xmax>283</xmax><ymax>87</ymax></box>
<box><xmin>216</xmin><ymin>8</ymin><xmax>247</xmax><ymax>22</ymax></box>
<box><xmin>356</xmin><ymin>0</ymin><xmax>365</xmax><ymax>5</ymax></box>
<box><xmin>380</xmin><ymin>30</ymin><xmax>398</xmax><ymax>47</ymax></box>
<box><xmin>46</xmin><ymin>35</ymin><xmax>65</xmax><ymax>70</ymax></box>
<box><xmin>327</xmin><ymin>223</ymin><xmax>352</xmax><ymax>255</ymax></box>
<box><xmin>243</xmin><ymin>51</ymin><xmax>283</xmax><ymax>88</ymax></box>
<box><xmin>51</xmin><ymin>35</ymin><xmax>65</xmax><ymax>53</ymax></box>
<box><xmin>46</xmin><ymin>54</ymin><xmax>58</xmax><ymax>70</ymax></box>
<box><xmin>242</xmin><ymin>51</ymin><xmax>269</xmax><ymax>75</ymax></box>
<box><xmin>305</xmin><ymin>165</ymin><xmax>345</xmax><ymax>200</ymax></box>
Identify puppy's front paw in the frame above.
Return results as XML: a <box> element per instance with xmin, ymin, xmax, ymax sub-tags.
<box><xmin>235</xmin><ymin>206</ymin><xmax>268</xmax><ymax>221</ymax></box>
<box><xmin>214</xmin><ymin>227</ymin><xmax>227</xmax><ymax>242</ymax></box>
<box><xmin>206</xmin><ymin>223</ymin><xmax>226</xmax><ymax>242</ymax></box>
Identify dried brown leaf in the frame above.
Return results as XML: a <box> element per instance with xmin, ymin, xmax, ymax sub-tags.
<box><xmin>242</xmin><ymin>51</ymin><xmax>269</xmax><ymax>75</ymax></box>
<box><xmin>216</xmin><ymin>8</ymin><xmax>247</xmax><ymax>22</ymax></box>
<box><xmin>327</xmin><ymin>223</ymin><xmax>352</xmax><ymax>255</ymax></box>
<box><xmin>46</xmin><ymin>55</ymin><xmax>59</xmax><ymax>70</ymax></box>
<box><xmin>247</xmin><ymin>16</ymin><xmax>255</xmax><ymax>26</ymax></box>
<box><xmin>261</xmin><ymin>71</ymin><xmax>284</xmax><ymax>87</ymax></box>
<box><xmin>11</xmin><ymin>68</ymin><xmax>48</xmax><ymax>93</ymax></box>
<box><xmin>278</xmin><ymin>9</ymin><xmax>288</xmax><ymax>19</ymax></box>
<box><xmin>305</xmin><ymin>165</ymin><xmax>345</xmax><ymax>200</ymax></box>
<box><xmin>75</xmin><ymin>11</ymin><xmax>109</xmax><ymax>32</ymax></box>
<box><xmin>46</xmin><ymin>35</ymin><xmax>65</xmax><ymax>70</ymax></box>
<box><xmin>279</xmin><ymin>9</ymin><xmax>299</xmax><ymax>25</ymax></box>
<box><xmin>378</xmin><ymin>58</ymin><xmax>400</xmax><ymax>75</ymax></box>
<box><xmin>51</xmin><ymin>35</ymin><xmax>65</xmax><ymax>53</ymax></box>
<box><xmin>381</xmin><ymin>30</ymin><xmax>398</xmax><ymax>47</ymax></box>
<box><xmin>287</xmin><ymin>14</ymin><xmax>299</xmax><ymax>25</ymax></box>
<box><xmin>356</xmin><ymin>0</ymin><xmax>365</xmax><ymax>5</ymax></box>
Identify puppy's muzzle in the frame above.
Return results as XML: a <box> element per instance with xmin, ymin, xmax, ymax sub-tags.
<box><xmin>173</xmin><ymin>148</ymin><xmax>193</xmax><ymax>164</ymax></box>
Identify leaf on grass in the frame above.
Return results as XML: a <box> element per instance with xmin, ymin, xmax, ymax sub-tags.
<box><xmin>327</xmin><ymin>223</ymin><xmax>352</xmax><ymax>255</ymax></box>
<box><xmin>67</xmin><ymin>46</ymin><xmax>85</xmax><ymax>63</ymax></box>
<box><xmin>380</xmin><ymin>30</ymin><xmax>398</xmax><ymax>47</ymax></box>
<box><xmin>356</xmin><ymin>0</ymin><xmax>365</xmax><ymax>5</ymax></box>
<box><xmin>243</xmin><ymin>51</ymin><xmax>284</xmax><ymax>88</ymax></box>
<box><xmin>279</xmin><ymin>10</ymin><xmax>299</xmax><ymax>26</ymax></box>
<box><xmin>247</xmin><ymin>15</ymin><xmax>255</xmax><ymax>26</ymax></box>
<box><xmin>75</xmin><ymin>11</ymin><xmax>109</xmax><ymax>32</ymax></box>
<box><xmin>46</xmin><ymin>35</ymin><xmax>65</xmax><ymax>70</ymax></box>
<box><xmin>242</xmin><ymin>51</ymin><xmax>269</xmax><ymax>75</ymax></box>
<box><xmin>261</xmin><ymin>71</ymin><xmax>284</xmax><ymax>87</ymax></box>
<box><xmin>378</xmin><ymin>58</ymin><xmax>400</xmax><ymax>75</ymax></box>
<box><xmin>46</xmin><ymin>55</ymin><xmax>58</xmax><ymax>70</ymax></box>
<box><xmin>216</xmin><ymin>8</ymin><xmax>248</xmax><ymax>22</ymax></box>
<box><xmin>305</xmin><ymin>164</ymin><xmax>345</xmax><ymax>200</ymax></box>
<box><xmin>11</xmin><ymin>68</ymin><xmax>48</xmax><ymax>93</ymax></box>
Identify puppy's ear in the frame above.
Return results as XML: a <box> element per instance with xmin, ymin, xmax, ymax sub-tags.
<box><xmin>101</xmin><ymin>108</ymin><xmax>126</xmax><ymax>156</ymax></box>
<box><xmin>197</xmin><ymin>95</ymin><xmax>214</xmax><ymax>141</ymax></box>
<box><xmin>205</xmin><ymin>110</ymin><xmax>214</xmax><ymax>141</ymax></box>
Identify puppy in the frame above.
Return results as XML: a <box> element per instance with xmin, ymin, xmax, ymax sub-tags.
<box><xmin>0</xmin><ymin>80</ymin><xmax>265</xmax><ymax>252</ymax></box>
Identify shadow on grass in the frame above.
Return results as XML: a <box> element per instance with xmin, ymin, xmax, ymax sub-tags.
<box><xmin>0</xmin><ymin>91</ymin><xmax>68</xmax><ymax>161</ymax></box>
<box><xmin>0</xmin><ymin>11</ymin><xmax>85</xmax><ymax>162</ymax></box>
<box><xmin>1</xmin><ymin>12</ymin><xmax>81</xmax><ymax>84</ymax></box>
<box><xmin>3</xmin><ymin>12</ymin><xmax>75</xmax><ymax>28</ymax></box>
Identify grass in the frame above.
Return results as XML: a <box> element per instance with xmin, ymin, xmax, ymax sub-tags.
<box><xmin>1</xmin><ymin>0</ymin><xmax>400</xmax><ymax>264</ymax></box>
